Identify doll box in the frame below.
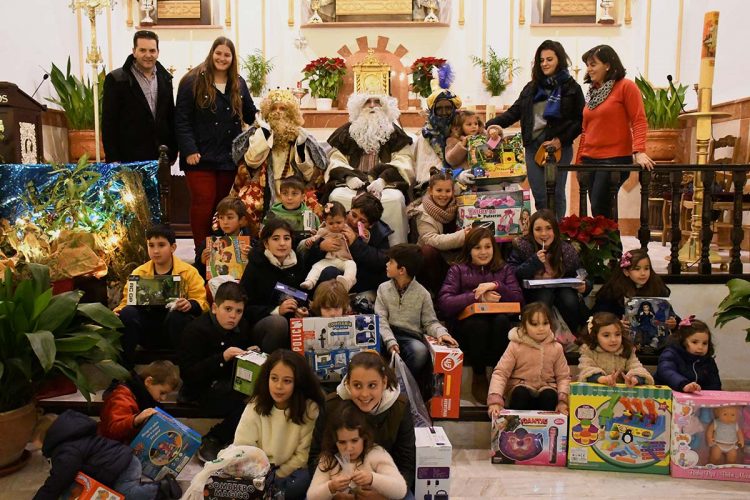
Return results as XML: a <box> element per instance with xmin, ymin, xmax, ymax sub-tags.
<box><xmin>126</xmin><ymin>275</ymin><xmax>182</xmax><ymax>306</ymax></box>
<box><xmin>568</xmin><ymin>383</ymin><xmax>672</xmax><ymax>474</ymax></box>
<box><xmin>206</xmin><ymin>235</ymin><xmax>250</xmax><ymax>280</ymax></box>
<box><xmin>671</xmin><ymin>390</ymin><xmax>750</xmax><ymax>482</ymax></box>
<box><xmin>491</xmin><ymin>410</ymin><xmax>568</xmax><ymax>467</ymax></box>
<box><xmin>456</xmin><ymin>189</ymin><xmax>531</xmax><ymax>242</ymax></box>
<box><xmin>415</xmin><ymin>426</ymin><xmax>452</xmax><ymax>500</ymax></box>
<box><xmin>289</xmin><ymin>314</ymin><xmax>380</xmax><ymax>382</ymax></box>
<box><xmin>130</xmin><ymin>407</ymin><xmax>202</xmax><ymax>480</ymax></box>
<box><xmin>233</xmin><ymin>350</ymin><xmax>269</xmax><ymax>396</ymax></box>
<box><xmin>624</xmin><ymin>297</ymin><xmax>673</xmax><ymax>353</ymax></box>
<box><xmin>456</xmin><ymin>302</ymin><xmax>521</xmax><ymax>321</ymax></box>
<box><xmin>61</xmin><ymin>472</ymin><xmax>124</xmax><ymax>499</ymax></box>
<box><xmin>426</xmin><ymin>337</ymin><xmax>464</xmax><ymax>419</ymax></box>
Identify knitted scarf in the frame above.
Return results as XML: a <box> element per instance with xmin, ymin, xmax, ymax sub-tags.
<box><xmin>422</xmin><ymin>195</ymin><xmax>457</xmax><ymax>225</ymax></box>
<box><xmin>421</xmin><ymin>106</ymin><xmax>455</xmax><ymax>163</ymax></box>
<box><xmin>586</xmin><ymin>79</ymin><xmax>616</xmax><ymax>110</ymax></box>
<box><xmin>533</xmin><ymin>69</ymin><xmax>571</xmax><ymax>120</ymax></box>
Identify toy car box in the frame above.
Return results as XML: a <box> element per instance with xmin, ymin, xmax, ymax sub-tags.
<box><xmin>568</xmin><ymin>383</ymin><xmax>672</xmax><ymax>474</ymax></box>
<box><xmin>426</xmin><ymin>337</ymin><xmax>463</xmax><ymax>419</ymax></box>
<box><xmin>233</xmin><ymin>350</ymin><xmax>269</xmax><ymax>396</ymax></box>
<box><xmin>491</xmin><ymin>410</ymin><xmax>568</xmax><ymax>467</ymax></box>
<box><xmin>126</xmin><ymin>275</ymin><xmax>181</xmax><ymax>306</ymax></box>
<box><xmin>290</xmin><ymin>314</ymin><xmax>380</xmax><ymax>382</ymax></box>
<box><xmin>415</xmin><ymin>426</ymin><xmax>451</xmax><ymax>500</ymax></box>
<box><xmin>456</xmin><ymin>189</ymin><xmax>531</xmax><ymax>242</ymax></box>
<box><xmin>61</xmin><ymin>472</ymin><xmax>124</xmax><ymax>499</ymax></box>
<box><xmin>671</xmin><ymin>390</ymin><xmax>750</xmax><ymax>482</ymax></box>
<box><xmin>130</xmin><ymin>407</ymin><xmax>201</xmax><ymax>480</ymax></box>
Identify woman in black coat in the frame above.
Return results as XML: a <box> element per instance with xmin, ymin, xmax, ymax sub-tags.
<box><xmin>175</xmin><ymin>36</ymin><xmax>257</xmax><ymax>254</ymax></box>
<box><xmin>487</xmin><ymin>40</ymin><xmax>583</xmax><ymax>219</ymax></box>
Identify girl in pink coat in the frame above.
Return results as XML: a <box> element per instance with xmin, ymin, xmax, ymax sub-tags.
<box><xmin>487</xmin><ymin>302</ymin><xmax>571</xmax><ymax>418</ymax></box>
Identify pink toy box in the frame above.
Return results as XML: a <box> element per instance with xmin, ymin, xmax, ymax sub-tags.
<box><xmin>671</xmin><ymin>390</ymin><xmax>750</xmax><ymax>482</ymax></box>
<box><xmin>491</xmin><ymin>410</ymin><xmax>568</xmax><ymax>466</ymax></box>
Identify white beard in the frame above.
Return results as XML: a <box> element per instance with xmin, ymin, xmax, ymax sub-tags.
<box><xmin>349</xmin><ymin>109</ymin><xmax>395</xmax><ymax>154</ymax></box>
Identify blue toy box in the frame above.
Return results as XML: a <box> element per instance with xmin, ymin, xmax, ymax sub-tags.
<box><xmin>130</xmin><ymin>407</ymin><xmax>201</xmax><ymax>480</ymax></box>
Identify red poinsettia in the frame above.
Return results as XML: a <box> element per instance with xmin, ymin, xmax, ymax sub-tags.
<box><xmin>410</xmin><ymin>57</ymin><xmax>447</xmax><ymax>98</ymax></box>
<box><xmin>302</xmin><ymin>57</ymin><xmax>347</xmax><ymax>99</ymax></box>
<box><xmin>560</xmin><ymin>214</ymin><xmax>622</xmax><ymax>281</ymax></box>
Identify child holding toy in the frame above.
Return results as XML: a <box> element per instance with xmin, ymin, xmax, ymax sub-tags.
<box><xmin>234</xmin><ymin>349</ymin><xmax>325</xmax><ymax>500</ymax></box>
<box><xmin>655</xmin><ymin>317</ymin><xmax>721</xmax><ymax>392</ymax></box>
<box><xmin>309</xmin><ymin>279</ymin><xmax>351</xmax><ymax>317</ymax></box>
<box><xmin>487</xmin><ymin>302</ymin><xmax>571</xmax><ymax>418</ymax></box>
<box><xmin>307</xmin><ymin>402</ymin><xmax>407</xmax><ymax>500</ymax></box>
<box><xmin>301</xmin><ymin>201</ymin><xmax>357</xmax><ymax>291</ymax></box>
<box><xmin>196</xmin><ymin>195</ymin><xmax>253</xmax><ymax>277</ymax></box>
<box><xmin>445</xmin><ymin>110</ymin><xmax>501</xmax><ymax>172</ymax></box>
<box><xmin>576</xmin><ymin>312</ymin><xmax>653</xmax><ymax>386</ymax></box>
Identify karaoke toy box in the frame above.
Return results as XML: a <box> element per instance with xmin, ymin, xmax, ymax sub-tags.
<box><xmin>426</xmin><ymin>337</ymin><xmax>464</xmax><ymax>419</ymax></box>
<box><xmin>290</xmin><ymin>314</ymin><xmax>380</xmax><ymax>382</ymax></box>
<box><xmin>233</xmin><ymin>350</ymin><xmax>269</xmax><ymax>396</ymax></box>
<box><xmin>671</xmin><ymin>390</ymin><xmax>750</xmax><ymax>482</ymax></box>
<box><xmin>415</xmin><ymin>426</ymin><xmax>452</xmax><ymax>500</ymax></box>
<box><xmin>456</xmin><ymin>189</ymin><xmax>531</xmax><ymax>242</ymax></box>
<box><xmin>61</xmin><ymin>472</ymin><xmax>124</xmax><ymax>499</ymax></box>
<box><xmin>130</xmin><ymin>407</ymin><xmax>201</xmax><ymax>480</ymax></box>
<box><xmin>491</xmin><ymin>410</ymin><xmax>568</xmax><ymax>467</ymax></box>
<box><xmin>568</xmin><ymin>383</ymin><xmax>672</xmax><ymax>474</ymax></box>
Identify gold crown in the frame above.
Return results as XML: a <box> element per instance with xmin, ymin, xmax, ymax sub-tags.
<box><xmin>266</xmin><ymin>89</ymin><xmax>297</xmax><ymax>106</ymax></box>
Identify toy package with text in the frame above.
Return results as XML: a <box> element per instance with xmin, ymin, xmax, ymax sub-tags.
<box><xmin>491</xmin><ymin>410</ymin><xmax>567</xmax><ymax>467</ymax></box>
<box><xmin>130</xmin><ymin>407</ymin><xmax>201</xmax><ymax>480</ymax></box>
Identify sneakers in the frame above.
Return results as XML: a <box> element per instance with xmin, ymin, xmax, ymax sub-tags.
<box><xmin>198</xmin><ymin>436</ymin><xmax>223</xmax><ymax>463</ymax></box>
<box><xmin>158</xmin><ymin>473</ymin><xmax>182</xmax><ymax>499</ymax></box>
<box><xmin>471</xmin><ymin>370</ymin><xmax>489</xmax><ymax>405</ymax></box>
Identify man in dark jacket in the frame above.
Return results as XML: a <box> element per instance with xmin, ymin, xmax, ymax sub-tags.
<box><xmin>34</xmin><ymin>410</ymin><xmax>180</xmax><ymax>500</ymax></box>
<box><xmin>102</xmin><ymin>30</ymin><xmax>177</xmax><ymax>163</ymax></box>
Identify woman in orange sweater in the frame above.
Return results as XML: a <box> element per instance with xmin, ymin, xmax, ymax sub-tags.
<box><xmin>577</xmin><ymin>45</ymin><xmax>654</xmax><ymax>217</ymax></box>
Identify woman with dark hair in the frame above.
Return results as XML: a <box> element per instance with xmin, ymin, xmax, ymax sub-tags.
<box><xmin>578</xmin><ymin>44</ymin><xmax>654</xmax><ymax>217</ymax></box>
<box><xmin>486</xmin><ymin>40</ymin><xmax>584</xmax><ymax>218</ymax></box>
<box><xmin>175</xmin><ymin>36</ymin><xmax>257</xmax><ymax>256</ymax></box>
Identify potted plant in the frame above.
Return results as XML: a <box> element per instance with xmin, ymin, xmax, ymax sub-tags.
<box><xmin>242</xmin><ymin>49</ymin><xmax>274</xmax><ymax>99</ymax></box>
<box><xmin>302</xmin><ymin>57</ymin><xmax>347</xmax><ymax>110</ymax></box>
<box><xmin>715</xmin><ymin>278</ymin><xmax>750</xmax><ymax>342</ymax></box>
<box><xmin>559</xmin><ymin>214</ymin><xmax>622</xmax><ymax>282</ymax></box>
<box><xmin>635</xmin><ymin>74</ymin><xmax>688</xmax><ymax>162</ymax></box>
<box><xmin>410</xmin><ymin>56</ymin><xmax>447</xmax><ymax>99</ymax></box>
<box><xmin>470</xmin><ymin>48</ymin><xmax>521</xmax><ymax>98</ymax></box>
<box><xmin>47</xmin><ymin>57</ymin><xmax>106</xmax><ymax>162</ymax></box>
<box><xmin>0</xmin><ymin>263</ymin><xmax>128</xmax><ymax>470</ymax></box>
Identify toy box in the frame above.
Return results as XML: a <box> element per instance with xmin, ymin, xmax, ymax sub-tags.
<box><xmin>624</xmin><ymin>297</ymin><xmax>674</xmax><ymax>353</ymax></box>
<box><xmin>206</xmin><ymin>235</ymin><xmax>250</xmax><ymax>280</ymax></box>
<box><xmin>61</xmin><ymin>472</ymin><xmax>124</xmax><ymax>499</ymax></box>
<box><xmin>456</xmin><ymin>189</ymin><xmax>531</xmax><ymax>242</ymax></box>
<box><xmin>290</xmin><ymin>314</ymin><xmax>380</xmax><ymax>382</ymax></box>
<box><xmin>130</xmin><ymin>407</ymin><xmax>201</xmax><ymax>480</ymax></box>
<box><xmin>568</xmin><ymin>383</ymin><xmax>672</xmax><ymax>474</ymax></box>
<box><xmin>426</xmin><ymin>337</ymin><xmax>463</xmax><ymax>419</ymax></box>
<box><xmin>457</xmin><ymin>302</ymin><xmax>521</xmax><ymax>321</ymax></box>
<box><xmin>204</xmin><ymin>475</ymin><xmax>269</xmax><ymax>499</ymax></box>
<box><xmin>491</xmin><ymin>410</ymin><xmax>568</xmax><ymax>467</ymax></box>
<box><xmin>274</xmin><ymin>282</ymin><xmax>308</xmax><ymax>306</ymax></box>
<box><xmin>126</xmin><ymin>275</ymin><xmax>181</xmax><ymax>306</ymax></box>
<box><xmin>671</xmin><ymin>390</ymin><xmax>750</xmax><ymax>482</ymax></box>
<box><xmin>233</xmin><ymin>350</ymin><xmax>269</xmax><ymax>396</ymax></box>
<box><xmin>415</xmin><ymin>427</ymin><xmax>451</xmax><ymax>500</ymax></box>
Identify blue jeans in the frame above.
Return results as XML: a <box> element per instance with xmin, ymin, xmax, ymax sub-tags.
<box><xmin>525</xmin><ymin>138</ymin><xmax>572</xmax><ymax>219</ymax></box>
<box><xmin>113</xmin><ymin>456</ymin><xmax>159</xmax><ymax>500</ymax></box>
<box><xmin>393</xmin><ymin>331</ymin><xmax>431</xmax><ymax>382</ymax></box>
<box><xmin>273</xmin><ymin>467</ymin><xmax>310</xmax><ymax>500</ymax></box>
<box><xmin>580</xmin><ymin>156</ymin><xmax>633</xmax><ymax>217</ymax></box>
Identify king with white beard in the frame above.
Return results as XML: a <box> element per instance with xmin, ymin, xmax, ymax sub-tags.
<box><xmin>325</xmin><ymin>94</ymin><xmax>414</xmax><ymax>245</ymax></box>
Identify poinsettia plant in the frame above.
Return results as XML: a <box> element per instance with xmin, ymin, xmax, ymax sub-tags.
<box><xmin>302</xmin><ymin>57</ymin><xmax>347</xmax><ymax>99</ymax></box>
<box><xmin>559</xmin><ymin>214</ymin><xmax>622</xmax><ymax>281</ymax></box>
<box><xmin>410</xmin><ymin>56</ymin><xmax>447</xmax><ymax>98</ymax></box>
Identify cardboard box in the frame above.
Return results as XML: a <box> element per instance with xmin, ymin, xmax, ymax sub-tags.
<box><xmin>126</xmin><ymin>275</ymin><xmax>182</xmax><ymax>306</ymax></box>
<box><xmin>290</xmin><ymin>314</ymin><xmax>380</xmax><ymax>382</ymax></box>
<box><xmin>491</xmin><ymin>410</ymin><xmax>568</xmax><ymax>467</ymax></box>
<box><xmin>130</xmin><ymin>407</ymin><xmax>201</xmax><ymax>480</ymax></box>
<box><xmin>522</xmin><ymin>278</ymin><xmax>585</xmax><ymax>289</ymax></box>
<box><xmin>415</xmin><ymin>427</ymin><xmax>451</xmax><ymax>500</ymax></box>
<box><xmin>568</xmin><ymin>383</ymin><xmax>672</xmax><ymax>474</ymax></box>
<box><xmin>274</xmin><ymin>282</ymin><xmax>308</xmax><ymax>305</ymax></box>
<box><xmin>204</xmin><ymin>475</ymin><xmax>268</xmax><ymax>499</ymax></box>
<box><xmin>456</xmin><ymin>189</ymin><xmax>531</xmax><ymax>242</ymax></box>
<box><xmin>61</xmin><ymin>472</ymin><xmax>124</xmax><ymax>500</ymax></box>
<box><xmin>426</xmin><ymin>337</ymin><xmax>463</xmax><ymax>419</ymax></box>
<box><xmin>457</xmin><ymin>302</ymin><xmax>521</xmax><ymax>321</ymax></box>
<box><xmin>233</xmin><ymin>350</ymin><xmax>269</xmax><ymax>396</ymax></box>
<box><xmin>671</xmin><ymin>390</ymin><xmax>750</xmax><ymax>482</ymax></box>
<box><xmin>206</xmin><ymin>235</ymin><xmax>250</xmax><ymax>280</ymax></box>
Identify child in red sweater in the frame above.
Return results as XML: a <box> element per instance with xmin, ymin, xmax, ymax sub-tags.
<box><xmin>99</xmin><ymin>360</ymin><xmax>180</xmax><ymax>443</ymax></box>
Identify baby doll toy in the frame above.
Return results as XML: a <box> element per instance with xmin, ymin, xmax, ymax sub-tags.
<box><xmin>707</xmin><ymin>406</ymin><xmax>745</xmax><ymax>465</ymax></box>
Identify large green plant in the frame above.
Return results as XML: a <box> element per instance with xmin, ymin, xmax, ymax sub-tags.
<box><xmin>302</xmin><ymin>57</ymin><xmax>347</xmax><ymax>99</ymax></box>
<box><xmin>0</xmin><ymin>264</ymin><xmax>128</xmax><ymax>411</ymax></box>
<box><xmin>47</xmin><ymin>57</ymin><xmax>106</xmax><ymax>130</ymax></box>
<box><xmin>471</xmin><ymin>48</ymin><xmax>520</xmax><ymax>97</ymax></box>
<box><xmin>715</xmin><ymin>278</ymin><xmax>750</xmax><ymax>342</ymax></box>
<box><xmin>242</xmin><ymin>49</ymin><xmax>274</xmax><ymax>96</ymax></box>
<box><xmin>635</xmin><ymin>74</ymin><xmax>687</xmax><ymax>129</ymax></box>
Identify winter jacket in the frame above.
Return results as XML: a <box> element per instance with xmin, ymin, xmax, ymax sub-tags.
<box><xmin>486</xmin><ymin>77</ymin><xmax>584</xmax><ymax>148</ymax></box>
<box><xmin>98</xmin><ymin>372</ymin><xmax>159</xmax><ymax>443</ymax></box>
<box><xmin>308</xmin><ymin>382</ymin><xmax>415</xmax><ymax>491</ymax></box>
<box><xmin>308</xmin><ymin>445</ymin><xmax>407</xmax><ymax>500</ymax></box>
<box><xmin>175</xmin><ymin>73</ymin><xmax>257</xmax><ymax>171</ymax></box>
<box><xmin>34</xmin><ymin>410</ymin><xmax>133</xmax><ymax>500</ymax></box>
<box><xmin>102</xmin><ymin>55</ymin><xmax>177</xmax><ymax>162</ymax></box>
<box><xmin>437</xmin><ymin>262</ymin><xmax>524</xmax><ymax>319</ymax></box>
<box><xmin>508</xmin><ymin>238</ymin><xmax>591</xmax><ymax>294</ymax></box>
<box><xmin>577</xmin><ymin>344</ymin><xmax>654</xmax><ymax>385</ymax></box>
<box><xmin>487</xmin><ymin>327</ymin><xmax>571</xmax><ymax>406</ymax></box>
<box><xmin>655</xmin><ymin>343</ymin><xmax>722</xmax><ymax>392</ymax></box>
<box><xmin>407</xmin><ymin>200</ymin><xmax>464</xmax><ymax>251</ymax></box>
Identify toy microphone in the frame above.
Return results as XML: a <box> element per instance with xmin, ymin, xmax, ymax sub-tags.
<box><xmin>549</xmin><ymin>426</ymin><xmax>558</xmax><ymax>463</ymax></box>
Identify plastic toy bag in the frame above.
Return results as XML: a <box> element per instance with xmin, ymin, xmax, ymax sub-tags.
<box><xmin>551</xmin><ymin>306</ymin><xmax>577</xmax><ymax>352</ymax></box>
<box><xmin>391</xmin><ymin>353</ymin><xmax>432</xmax><ymax>428</ymax></box>
<box><xmin>183</xmin><ymin>445</ymin><xmax>271</xmax><ymax>500</ymax></box>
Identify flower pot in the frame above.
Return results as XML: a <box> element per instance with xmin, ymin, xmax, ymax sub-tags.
<box><xmin>68</xmin><ymin>129</ymin><xmax>104</xmax><ymax>163</ymax></box>
<box><xmin>315</xmin><ymin>98</ymin><xmax>333</xmax><ymax>111</ymax></box>
<box><xmin>0</xmin><ymin>403</ymin><xmax>37</xmax><ymax>469</ymax></box>
<box><xmin>645</xmin><ymin>129</ymin><xmax>682</xmax><ymax>162</ymax></box>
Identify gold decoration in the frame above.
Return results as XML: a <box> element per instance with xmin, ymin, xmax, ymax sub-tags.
<box><xmin>157</xmin><ymin>0</ymin><xmax>201</xmax><ymax>18</ymax></box>
<box><xmin>225</xmin><ymin>0</ymin><xmax>231</xmax><ymax>26</ymax></box>
<box><xmin>336</xmin><ymin>0</ymin><xmax>411</xmax><ymax>16</ymax></box>
<box><xmin>550</xmin><ymin>0</ymin><xmax>597</xmax><ymax>16</ymax></box>
<box><xmin>288</xmin><ymin>0</ymin><xmax>294</xmax><ymax>26</ymax></box>
<box><xmin>459</xmin><ymin>0</ymin><xmax>465</xmax><ymax>25</ymax></box>
<box><xmin>625</xmin><ymin>0</ymin><xmax>632</xmax><ymax>24</ymax></box>
<box><xmin>308</xmin><ymin>0</ymin><xmax>323</xmax><ymax>23</ymax></box>
<box><xmin>353</xmin><ymin>49</ymin><xmax>391</xmax><ymax>95</ymax></box>
<box><xmin>519</xmin><ymin>0</ymin><xmax>525</xmax><ymax>24</ymax></box>
<box><xmin>127</xmin><ymin>0</ymin><xmax>133</xmax><ymax>26</ymax></box>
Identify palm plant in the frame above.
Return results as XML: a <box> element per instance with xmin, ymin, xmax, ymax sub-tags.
<box><xmin>715</xmin><ymin>278</ymin><xmax>750</xmax><ymax>342</ymax></box>
<box><xmin>242</xmin><ymin>49</ymin><xmax>275</xmax><ymax>96</ymax></box>
<box><xmin>635</xmin><ymin>74</ymin><xmax>687</xmax><ymax>129</ymax></box>
<box><xmin>471</xmin><ymin>48</ymin><xmax>520</xmax><ymax>97</ymax></box>
<box><xmin>46</xmin><ymin>57</ymin><xmax>106</xmax><ymax>130</ymax></box>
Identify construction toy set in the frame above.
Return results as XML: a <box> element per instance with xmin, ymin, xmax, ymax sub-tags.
<box><xmin>491</xmin><ymin>410</ymin><xmax>568</xmax><ymax>467</ymax></box>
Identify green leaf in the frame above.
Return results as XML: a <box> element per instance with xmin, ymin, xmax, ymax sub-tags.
<box><xmin>77</xmin><ymin>302</ymin><xmax>124</xmax><ymax>329</ymax></box>
<box><xmin>31</xmin><ymin>288</ymin><xmax>53</xmax><ymax>323</ymax></box>
<box><xmin>25</xmin><ymin>331</ymin><xmax>56</xmax><ymax>372</ymax></box>
<box><xmin>36</xmin><ymin>291</ymin><xmax>81</xmax><ymax>333</ymax></box>
<box><xmin>12</xmin><ymin>306</ymin><xmax>30</xmax><ymax>335</ymax></box>
<box><xmin>13</xmin><ymin>279</ymin><xmax>34</xmax><ymax>318</ymax></box>
<box><xmin>27</xmin><ymin>263</ymin><xmax>51</xmax><ymax>296</ymax></box>
<box><xmin>95</xmin><ymin>360</ymin><xmax>130</xmax><ymax>381</ymax></box>
<box><xmin>54</xmin><ymin>334</ymin><xmax>102</xmax><ymax>352</ymax></box>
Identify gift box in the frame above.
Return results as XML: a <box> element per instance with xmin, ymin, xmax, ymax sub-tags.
<box><xmin>130</xmin><ymin>407</ymin><xmax>201</xmax><ymax>480</ymax></box>
<box><xmin>671</xmin><ymin>390</ymin><xmax>750</xmax><ymax>482</ymax></box>
<box><xmin>126</xmin><ymin>275</ymin><xmax>182</xmax><ymax>306</ymax></box>
<box><xmin>61</xmin><ymin>472</ymin><xmax>124</xmax><ymax>499</ymax></box>
<box><xmin>568</xmin><ymin>383</ymin><xmax>672</xmax><ymax>474</ymax></box>
<box><xmin>426</xmin><ymin>337</ymin><xmax>463</xmax><ymax>419</ymax></box>
<box><xmin>491</xmin><ymin>410</ymin><xmax>567</xmax><ymax>466</ymax></box>
<box><xmin>456</xmin><ymin>302</ymin><xmax>521</xmax><ymax>321</ymax></box>
<box><xmin>233</xmin><ymin>350</ymin><xmax>269</xmax><ymax>396</ymax></box>
<box><xmin>290</xmin><ymin>314</ymin><xmax>380</xmax><ymax>382</ymax></box>
<box><xmin>456</xmin><ymin>189</ymin><xmax>531</xmax><ymax>242</ymax></box>
<box><xmin>207</xmin><ymin>236</ymin><xmax>250</xmax><ymax>280</ymax></box>
<box><xmin>415</xmin><ymin>427</ymin><xmax>451</xmax><ymax>500</ymax></box>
